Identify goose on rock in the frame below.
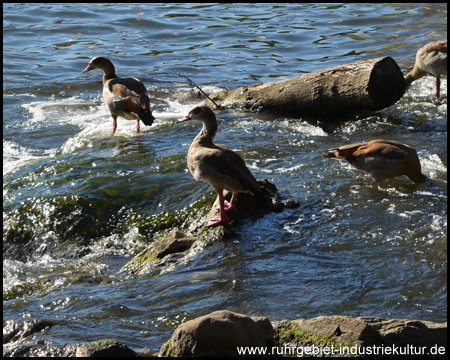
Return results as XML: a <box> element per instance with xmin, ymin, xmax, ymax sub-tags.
<box><xmin>322</xmin><ymin>139</ymin><xmax>428</xmax><ymax>184</ymax></box>
<box><xmin>83</xmin><ymin>56</ymin><xmax>155</xmax><ymax>135</ymax></box>
<box><xmin>180</xmin><ymin>106</ymin><xmax>268</xmax><ymax>227</ymax></box>
<box><xmin>405</xmin><ymin>40</ymin><xmax>447</xmax><ymax>98</ymax></box>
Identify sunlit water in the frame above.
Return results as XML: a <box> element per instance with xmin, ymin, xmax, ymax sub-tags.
<box><xmin>3</xmin><ymin>3</ymin><xmax>447</xmax><ymax>354</ymax></box>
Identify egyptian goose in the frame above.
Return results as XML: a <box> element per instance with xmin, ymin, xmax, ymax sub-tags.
<box><xmin>405</xmin><ymin>40</ymin><xmax>447</xmax><ymax>98</ymax></box>
<box><xmin>180</xmin><ymin>106</ymin><xmax>267</xmax><ymax>227</ymax></box>
<box><xmin>322</xmin><ymin>139</ymin><xmax>428</xmax><ymax>184</ymax></box>
<box><xmin>83</xmin><ymin>56</ymin><xmax>155</xmax><ymax>135</ymax></box>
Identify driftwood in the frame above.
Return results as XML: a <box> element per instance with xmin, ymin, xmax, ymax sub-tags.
<box><xmin>206</xmin><ymin>56</ymin><xmax>406</xmax><ymax>118</ymax></box>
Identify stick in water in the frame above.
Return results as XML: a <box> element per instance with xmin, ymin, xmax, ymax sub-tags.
<box><xmin>176</xmin><ymin>70</ymin><xmax>222</xmax><ymax>109</ymax></box>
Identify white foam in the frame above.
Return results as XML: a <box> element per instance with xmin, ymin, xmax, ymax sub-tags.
<box><xmin>21</xmin><ymin>97</ymin><xmax>102</xmax><ymax>128</ymax></box>
<box><xmin>420</xmin><ymin>152</ymin><xmax>447</xmax><ymax>181</ymax></box>
<box><xmin>275</xmin><ymin>119</ymin><xmax>328</xmax><ymax>137</ymax></box>
<box><xmin>406</xmin><ymin>76</ymin><xmax>447</xmax><ymax>100</ymax></box>
<box><xmin>3</xmin><ymin>140</ymin><xmax>56</xmax><ymax>175</ymax></box>
<box><xmin>7</xmin><ymin>86</ymin><xmax>225</xmax><ymax>171</ymax></box>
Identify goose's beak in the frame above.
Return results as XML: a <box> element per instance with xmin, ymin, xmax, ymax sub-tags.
<box><xmin>82</xmin><ymin>64</ymin><xmax>94</xmax><ymax>73</ymax></box>
<box><xmin>179</xmin><ymin>114</ymin><xmax>191</xmax><ymax>122</ymax></box>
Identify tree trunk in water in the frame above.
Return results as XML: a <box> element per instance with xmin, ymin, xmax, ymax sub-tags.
<box><xmin>207</xmin><ymin>56</ymin><xmax>406</xmax><ymax>118</ymax></box>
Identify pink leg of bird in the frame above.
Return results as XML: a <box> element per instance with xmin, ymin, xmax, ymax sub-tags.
<box><xmin>436</xmin><ymin>77</ymin><xmax>441</xmax><ymax>98</ymax></box>
<box><xmin>216</xmin><ymin>192</ymin><xmax>238</xmax><ymax>212</ymax></box>
<box><xmin>136</xmin><ymin>120</ymin><xmax>140</xmax><ymax>133</ymax></box>
<box><xmin>112</xmin><ymin>117</ymin><xmax>117</xmax><ymax>135</ymax></box>
<box><xmin>207</xmin><ymin>192</ymin><xmax>230</xmax><ymax>227</ymax></box>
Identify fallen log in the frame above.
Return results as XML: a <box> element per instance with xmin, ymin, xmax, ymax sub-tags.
<box><xmin>206</xmin><ymin>56</ymin><xmax>406</xmax><ymax>118</ymax></box>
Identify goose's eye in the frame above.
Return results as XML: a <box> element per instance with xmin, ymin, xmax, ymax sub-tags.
<box><xmin>193</xmin><ymin>107</ymin><xmax>202</xmax><ymax>115</ymax></box>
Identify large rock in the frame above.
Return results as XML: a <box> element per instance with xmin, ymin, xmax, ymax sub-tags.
<box><xmin>274</xmin><ymin>315</ymin><xmax>447</xmax><ymax>356</ymax></box>
<box><xmin>291</xmin><ymin>316</ymin><xmax>447</xmax><ymax>348</ymax></box>
<box><xmin>362</xmin><ymin>316</ymin><xmax>447</xmax><ymax>348</ymax></box>
<box><xmin>291</xmin><ymin>316</ymin><xmax>381</xmax><ymax>347</ymax></box>
<box><xmin>161</xmin><ymin>310</ymin><xmax>274</xmax><ymax>357</ymax></box>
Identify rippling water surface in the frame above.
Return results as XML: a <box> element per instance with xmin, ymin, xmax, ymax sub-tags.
<box><xmin>3</xmin><ymin>3</ymin><xmax>447</xmax><ymax>354</ymax></box>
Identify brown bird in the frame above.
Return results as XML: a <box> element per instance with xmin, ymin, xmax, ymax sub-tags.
<box><xmin>180</xmin><ymin>106</ymin><xmax>267</xmax><ymax>227</ymax></box>
<box><xmin>83</xmin><ymin>56</ymin><xmax>155</xmax><ymax>135</ymax></box>
<box><xmin>405</xmin><ymin>40</ymin><xmax>447</xmax><ymax>98</ymax></box>
<box><xmin>322</xmin><ymin>139</ymin><xmax>428</xmax><ymax>184</ymax></box>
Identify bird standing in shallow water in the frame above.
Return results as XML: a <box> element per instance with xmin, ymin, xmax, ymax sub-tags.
<box><xmin>180</xmin><ymin>106</ymin><xmax>267</xmax><ymax>227</ymax></box>
<box><xmin>405</xmin><ymin>40</ymin><xmax>447</xmax><ymax>98</ymax></box>
<box><xmin>322</xmin><ymin>139</ymin><xmax>428</xmax><ymax>185</ymax></box>
<box><xmin>83</xmin><ymin>56</ymin><xmax>155</xmax><ymax>135</ymax></box>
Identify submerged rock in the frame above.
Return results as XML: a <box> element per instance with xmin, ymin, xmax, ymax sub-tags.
<box><xmin>3</xmin><ymin>318</ymin><xmax>78</xmax><ymax>357</ymax></box>
<box><xmin>76</xmin><ymin>340</ymin><xmax>136</xmax><ymax>357</ymax></box>
<box><xmin>4</xmin><ymin>319</ymin><xmax>59</xmax><ymax>344</ymax></box>
<box><xmin>120</xmin><ymin>230</ymin><xmax>196</xmax><ymax>274</ymax></box>
<box><xmin>160</xmin><ymin>310</ymin><xmax>274</xmax><ymax>357</ymax></box>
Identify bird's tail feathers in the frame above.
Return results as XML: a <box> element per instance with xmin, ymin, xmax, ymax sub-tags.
<box><xmin>139</xmin><ymin>111</ymin><xmax>155</xmax><ymax>126</ymax></box>
<box><xmin>321</xmin><ymin>149</ymin><xmax>338</xmax><ymax>159</ymax></box>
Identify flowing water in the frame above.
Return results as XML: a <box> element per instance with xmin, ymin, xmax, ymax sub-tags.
<box><xmin>3</xmin><ymin>3</ymin><xmax>447</xmax><ymax>354</ymax></box>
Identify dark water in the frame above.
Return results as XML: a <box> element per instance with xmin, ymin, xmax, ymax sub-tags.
<box><xmin>3</xmin><ymin>3</ymin><xmax>447</xmax><ymax>354</ymax></box>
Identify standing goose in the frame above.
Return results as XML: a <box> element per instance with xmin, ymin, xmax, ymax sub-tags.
<box><xmin>180</xmin><ymin>106</ymin><xmax>267</xmax><ymax>227</ymax></box>
<box><xmin>83</xmin><ymin>56</ymin><xmax>155</xmax><ymax>135</ymax></box>
<box><xmin>405</xmin><ymin>40</ymin><xmax>447</xmax><ymax>98</ymax></box>
<box><xmin>322</xmin><ymin>139</ymin><xmax>428</xmax><ymax>184</ymax></box>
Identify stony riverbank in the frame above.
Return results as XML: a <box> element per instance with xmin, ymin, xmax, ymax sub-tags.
<box><xmin>3</xmin><ymin>311</ymin><xmax>446</xmax><ymax>357</ymax></box>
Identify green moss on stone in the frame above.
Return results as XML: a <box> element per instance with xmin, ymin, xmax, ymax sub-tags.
<box><xmin>120</xmin><ymin>249</ymin><xmax>160</xmax><ymax>274</ymax></box>
<box><xmin>275</xmin><ymin>320</ymin><xmax>345</xmax><ymax>351</ymax></box>
<box><xmin>160</xmin><ymin>340</ymin><xmax>171</xmax><ymax>357</ymax></box>
<box><xmin>83</xmin><ymin>339</ymin><xmax>119</xmax><ymax>350</ymax></box>
<box><xmin>138</xmin><ymin>196</ymin><xmax>216</xmax><ymax>239</ymax></box>
<box><xmin>76</xmin><ymin>339</ymin><xmax>135</xmax><ymax>357</ymax></box>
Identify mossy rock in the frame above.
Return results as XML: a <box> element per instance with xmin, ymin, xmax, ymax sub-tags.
<box><xmin>273</xmin><ymin>320</ymin><xmax>350</xmax><ymax>356</ymax></box>
<box><xmin>120</xmin><ymin>230</ymin><xmax>196</xmax><ymax>274</ymax></box>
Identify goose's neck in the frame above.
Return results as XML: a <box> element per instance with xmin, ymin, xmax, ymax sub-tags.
<box><xmin>101</xmin><ymin>63</ymin><xmax>117</xmax><ymax>84</ymax></box>
<box><xmin>195</xmin><ymin>119</ymin><xmax>218</xmax><ymax>145</ymax></box>
<box><xmin>405</xmin><ymin>65</ymin><xmax>427</xmax><ymax>86</ymax></box>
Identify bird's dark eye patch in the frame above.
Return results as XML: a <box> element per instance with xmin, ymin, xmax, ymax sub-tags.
<box><xmin>193</xmin><ymin>107</ymin><xmax>201</xmax><ymax>114</ymax></box>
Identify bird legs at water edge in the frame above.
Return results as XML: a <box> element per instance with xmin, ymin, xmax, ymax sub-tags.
<box><xmin>208</xmin><ymin>192</ymin><xmax>238</xmax><ymax>227</ymax></box>
<box><xmin>111</xmin><ymin>117</ymin><xmax>142</xmax><ymax>135</ymax></box>
<box><xmin>218</xmin><ymin>192</ymin><xmax>238</xmax><ymax>212</ymax></box>
<box><xmin>136</xmin><ymin>119</ymin><xmax>142</xmax><ymax>134</ymax></box>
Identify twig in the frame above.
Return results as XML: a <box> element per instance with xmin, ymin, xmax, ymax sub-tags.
<box><xmin>175</xmin><ymin>70</ymin><xmax>221</xmax><ymax>108</ymax></box>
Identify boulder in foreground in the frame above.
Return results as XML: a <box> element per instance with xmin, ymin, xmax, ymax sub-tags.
<box><xmin>161</xmin><ymin>310</ymin><xmax>274</xmax><ymax>357</ymax></box>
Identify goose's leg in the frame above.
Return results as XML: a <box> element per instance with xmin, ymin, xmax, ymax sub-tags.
<box><xmin>436</xmin><ymin>77</ymin><xmax>441</xmax><ymax>98</ymax></box>
<box><xmin>220</xmin><ymin>192</ymin><xmax>237</xmax><ymax>212</ymax></box>
<box><xmin>207</xmin><ymin>192</ymin><xmax>230</xmax><ymax>227</ymax></box>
